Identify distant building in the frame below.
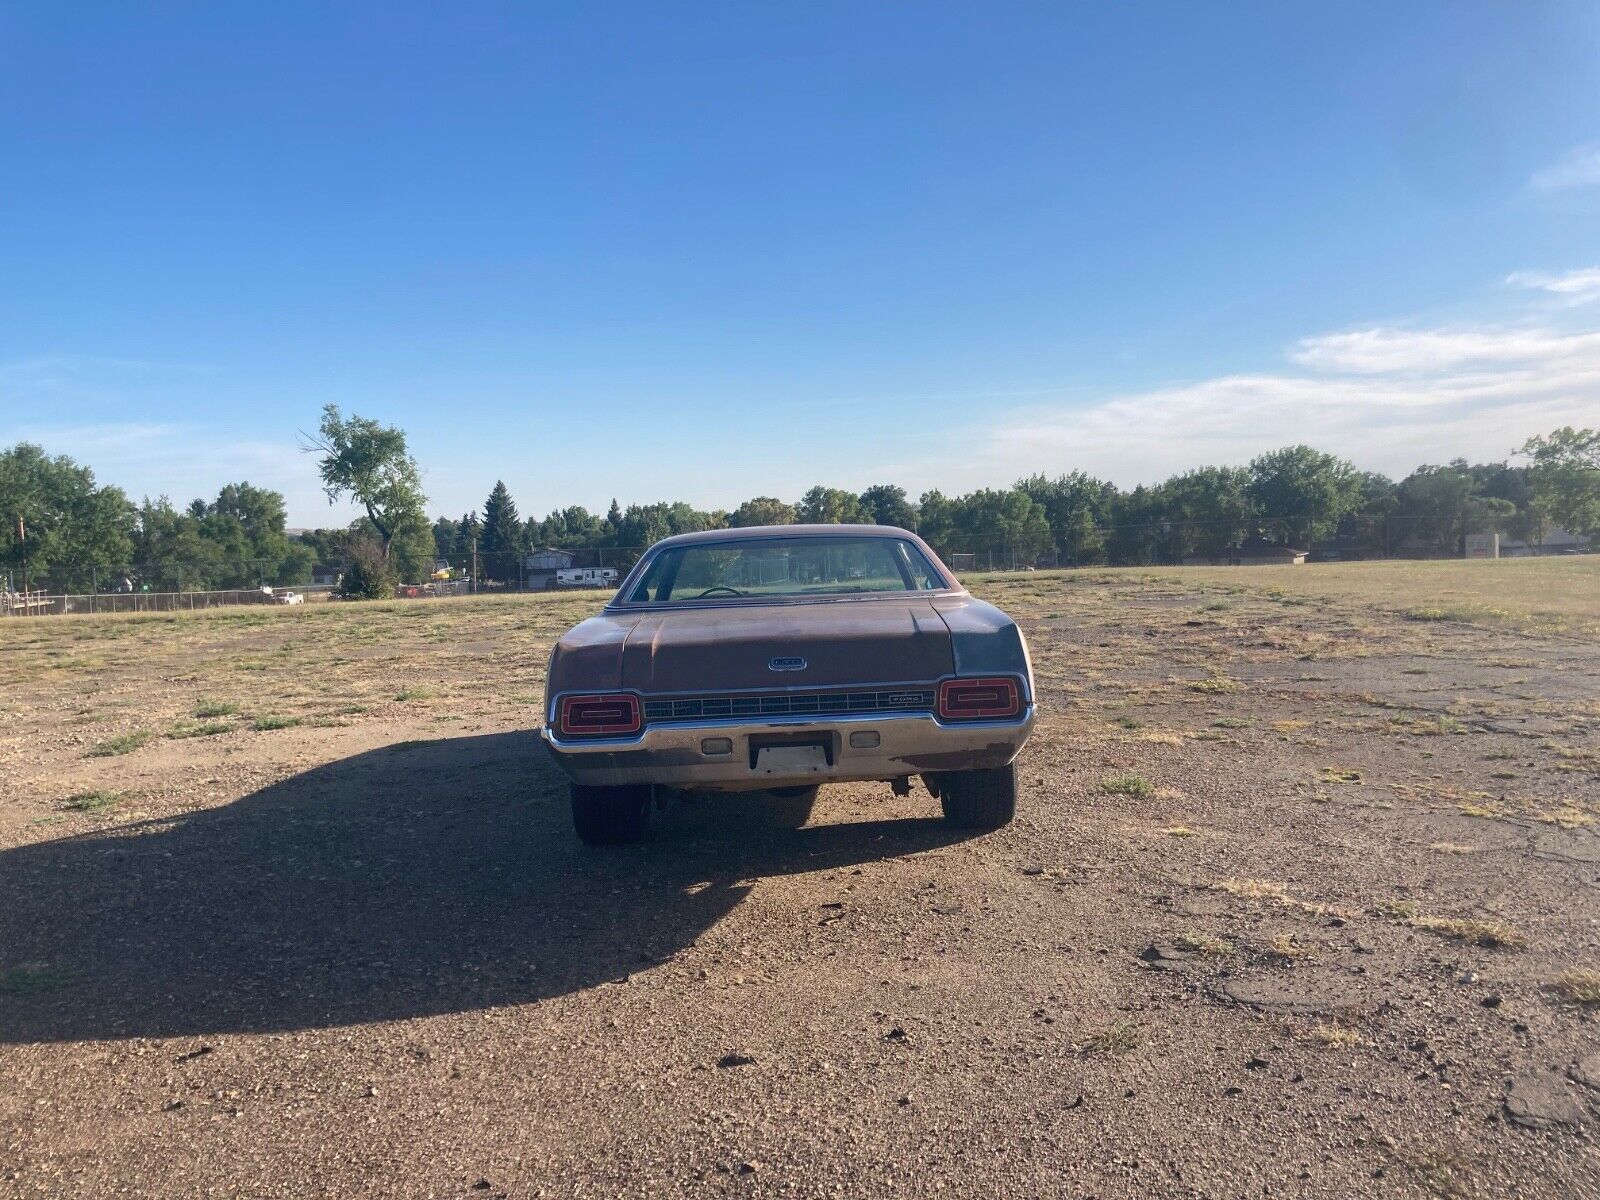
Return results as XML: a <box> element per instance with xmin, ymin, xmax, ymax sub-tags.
<box><xmin>525</xmin><ymin>547</ymin><xmax>577</xmax><ymax>590</ymax></box>
<box><xmin>1500</xmin><ymin>527</ymin><xmax>1592</xmax><ymax>557</ymax></box>
<box><xmin>1183</xmin><ymin>538</ymin><xmax>1307</xmax><ymax>567</ymax></box>
<box><xmin>1308</xmin><ymin>534</ymin><xmax>1367</xmax><ymax>563</ymax></box>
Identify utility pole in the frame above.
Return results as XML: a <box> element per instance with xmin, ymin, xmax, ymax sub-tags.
<box><xmin>471</xmin><ymin>537</ymin><xmax>478</xmax><ymax>595</ymax></box>
<box><xmin>16</xmin><ymin>514</ymin><xmax>28</xmax><ymax>607</ymax></box>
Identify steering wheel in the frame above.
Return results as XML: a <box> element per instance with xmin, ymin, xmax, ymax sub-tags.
<box><xmin>694</xmin><ymin>585</ymin><xmax>746</xmax><ymax>598</ymax></box>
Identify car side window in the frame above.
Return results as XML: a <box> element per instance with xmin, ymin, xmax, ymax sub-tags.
<box><xmin>899</xmin><ymin>540</ymin><xmax>946</xmax><ymax>589</ymax></box>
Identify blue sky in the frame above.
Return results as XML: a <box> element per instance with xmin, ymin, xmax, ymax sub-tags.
<box><xmin>3</xmin><ymin>2</ymin><xmax>1598</xmax><ymax>525</ymax></box>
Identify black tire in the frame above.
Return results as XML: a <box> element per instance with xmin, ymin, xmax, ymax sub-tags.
<box><xmin>570</xmin><ymin>783</ymin><xmax>652</xmax><ymax>845</ymax></box>
<box><xmin>766</xmin><ymin>785</ymin><xmax>820</xmax><ymax>828</ymax></box>
<box><xmin>939</xmin><ymin>763</ymin><xmax>1017</xmax><ymax>830</ymax></box>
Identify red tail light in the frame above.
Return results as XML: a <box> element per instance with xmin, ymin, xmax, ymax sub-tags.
<box><xmin>557</xmin><ymin>693</ymin><xmax>641</xmax><ymax>737</ymax></box>
<box><xmin>937</xmin><ymin>676</ymin><xmax>1021</xmax><ymax>720</ymax></box>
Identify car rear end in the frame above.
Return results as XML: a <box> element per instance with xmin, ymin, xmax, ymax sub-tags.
<box><xmin>538</xmin><ymin>526</ymin><xmax>1036</xmax><ymax>842</ymax></box>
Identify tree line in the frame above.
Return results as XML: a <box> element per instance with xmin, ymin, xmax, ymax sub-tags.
<box><xmin>3</xmin><ymin>409</ymin><xmax>1597</xmax><ymax>595</ymax></box>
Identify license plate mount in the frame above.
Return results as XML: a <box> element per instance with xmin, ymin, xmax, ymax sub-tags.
<box><xmin>753</xmin><ymin>743</ymin><xmax>830</xmax><ymax>776</ymax></box>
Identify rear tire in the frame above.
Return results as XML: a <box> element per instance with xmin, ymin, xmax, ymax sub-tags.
<box><xmin>939</xmin><ymin>763</ymin><xmax>1017</xmax><ymax>830</ymax></box>
<box><xmin>766</xmin><ymin>785</ymin><xmax>820</xmax><ymax>828</ymax></box>
<box><xmin>570</xmin><ymin>783</ymin><xmax>651</xmax><ymax>845</ymax></box>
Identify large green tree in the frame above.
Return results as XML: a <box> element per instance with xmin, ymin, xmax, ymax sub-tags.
<box><xmin>729</xmin><ymin>496</ymin><xmax>796</xmax><ymax>528</ymax></box>
<box><xmin>133</xmin><ymin>483</ymin><xmax>314</xmax><ymax>590</ymax></box>
<box><xmin>1247</xmin><ymin>445</ymin><xmax>1360</xmax><ymax>548</ymax></box>
<box><xmin>0</xmin><ymin>444</ymin><xmax>135</xmax><ymax>592</ymax></box>
<box><xmin>1015</xmin><ymin>471</ymin><xmax>1117</xmax><ymax>564</ymax></box>
<box><xmin>1520</xmin><ymin>427</ymin><xmax>1600</xmax><ymax>539</ymax></box>
<box><xmin>304</xmin><ymin>405</ymin><xmax>427</xmax><ymax>561</ymax></box>
<box><xmin>857</xmin><ymin>484</ymin><xmax>918</xmax><ymax>530</ymax></box>
<box><xmin>796</xmin><ymin>486</ymin><xmax>868</xmax><ymax>524</ymax></box>
<box><xmin>479</xmin><ymin>480</ymin><xmax>522</xmax><ymax>581</ymax></box>
<box><xmin>1394</xmin><ymin>462</ymin><xmax>1515</xmax><ymax>554</ymax></box>
<box><xmin>1161</xmin><ymin>466</ymin><xmax>1254</xmax><ymax>559</ymax></box>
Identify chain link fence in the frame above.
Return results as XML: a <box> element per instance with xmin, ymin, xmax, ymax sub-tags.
<box><xmin>5</xmin><ymin>518</ymin><xmax>1590</xmax><ymax>617</ymax></box>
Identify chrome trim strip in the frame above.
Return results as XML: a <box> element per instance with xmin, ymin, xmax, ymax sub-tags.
<box><xmin>540</xmin><ymin>704</ymin><xmax>1036</xmax><ymax>754</ymax></box>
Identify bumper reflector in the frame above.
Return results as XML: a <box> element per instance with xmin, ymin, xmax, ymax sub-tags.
<box><xmin>701</xmin><ymin>737</ymin><xmax>733</xmax><ymax>756</ymax></box>
<box><xmin>848</xmin><ymin>730</ymin><xmax>881</xmax><ymax>749</ymax></box>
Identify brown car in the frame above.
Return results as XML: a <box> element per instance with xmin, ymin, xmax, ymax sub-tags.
<box><xmin>540</xmin><ymin>525</ymin><xmax>1036</xmax><ymax>844</ymax></box>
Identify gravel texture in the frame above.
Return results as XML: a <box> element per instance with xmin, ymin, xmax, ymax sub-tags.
<box><xmin>1</xmin><ymin>572</ymin><xmax>1598</xmax><ymax>1198</ymax></box>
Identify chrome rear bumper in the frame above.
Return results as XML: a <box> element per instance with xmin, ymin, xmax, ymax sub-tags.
<box><xmin>540</xmin><ymin>708</ymin><xmax>1035</xmax><ymax>791</ymax></box>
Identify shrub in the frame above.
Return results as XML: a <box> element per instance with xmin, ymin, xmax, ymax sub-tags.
<box><xmin>337</xmin><ymin>539</ymin><xmax>398</xmax><ymax>601</ymax></box>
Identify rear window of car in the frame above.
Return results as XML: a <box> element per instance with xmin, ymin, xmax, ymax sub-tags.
<box><xmin>621</xmin><ymin>536</ymin><xmax>948</xmax><ymax>604</ymax></box>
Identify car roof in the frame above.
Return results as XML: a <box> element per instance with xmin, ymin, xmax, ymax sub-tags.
<box><xmin>648</xmin><ymin>524</ymin><xmax>917</xmax><ymax>549</ymax></box>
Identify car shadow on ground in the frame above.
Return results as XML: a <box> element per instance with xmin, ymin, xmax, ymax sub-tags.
<box><xmin>0</xmin><ymin>732</ymin><xmax>970</xmax><ymax>1044</ymax></box>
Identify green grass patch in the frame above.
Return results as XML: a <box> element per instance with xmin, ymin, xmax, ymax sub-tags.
<box><xmin>61</xmin><ymin>790</ymin><xmax>119</xmax><ymax>813</ymax></box>
<box><xmin>168</xmin><ymin>720</ymin><xmax>232</xmax><ymax>739</ymax></box>
<box><xmin>252</xmin><ymin>714</ymin><xmax>302</xmax><ymax>731</ymax></box>
<box><xmin>88</xmin><ymin>730</ymin><xmax>151</xmax><ymax>757</ymax></box>
<box><xmin>1100</xmin><ymin>773</ymin><xmax>1153</xmax><ymax>799</ymax></box>
<box><xmin>395</xmin><ymin>687</ymin><xmax>437</xmax><ymax>702</ymax></box>
<box><xmin>193</xmin><ymin>699</ymin><xmax>239</xmax><ymax>718</ymax></box>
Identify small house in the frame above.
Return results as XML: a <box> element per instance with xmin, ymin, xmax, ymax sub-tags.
<box><xmin>525</xmin><ymin>547</ymin><xmax>578</xmax><ymax>591</ymax></box>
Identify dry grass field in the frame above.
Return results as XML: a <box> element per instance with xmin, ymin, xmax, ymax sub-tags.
<box><xmin>2</xmin><ymin>558</ymin><xmax>1598</xmax><ymax>1198</ymax></box>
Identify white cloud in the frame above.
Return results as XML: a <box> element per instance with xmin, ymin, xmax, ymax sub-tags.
<box><xmin>8</xmin><ymin>271</ymin><xmax>1600</xmax><ymax>522</ymax></box>
<box><xmin>1506</xmin><ymin>266</ymin><xmax>1600</xmax><ymax>304</ymax></box>
<box><xmin>1529</xmin><ymin>143</ymin><xmax>1600</xmax><ymax>192</ymax></box>
<box><xmin>1288</xmin><ymin>325</ymin><xmax>1600</xmax><ymax>374</ymax></box>
<box><xmin>910</xmin><ymin>299</ymin><xmax>1600</xmax><ymax>491</ymax></box>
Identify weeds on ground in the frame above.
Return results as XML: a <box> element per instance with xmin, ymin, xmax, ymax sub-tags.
<box><xmin>1173</xmin><ymin>930</ymin><xmax>1232</xmax><ymax>957</ymax></box>
<box><xmin>1546</xmin><ymin>970</ymin><xmax>1600</xmax><ymax>1006</ymax></box>
<box><xmin>88</xmin><ymin>731</ymin><xmax>151</xmax><ymax>757</ymax></box>
<box><xmin>1533</xmin><ymin>804</ymin><xmax>1595</xmax><ymax>829</ymax></box>
<box><xmin>1265</xmin><ymin>932</ymin><xmax>1305</xmax><ymax>960</ymax></box>
<box><xmin>1409</xmin><ymin>915</ymin><xmax>1525</xmax><ymax>949</ymax></box>
<box><xmin>1303</xmin><ymin>1021</ymin><xmax>1361</xmax><ymax>1047</ymax></box>
<box><xmin>193</xmin><ymin>699</ymin><xmax>239</xmax><ymax>718</ymax></box>
<box><xmin>1100</xmin><ymin>774</ymin><xmax>1153</xmax><ymax>799</ymax></box>
<box><xmin>1216</xmin><ymin>878</ymin><xmax>1292</xmax><ymax>903</ymax></box>
<box><xmin>1079</xmin><ymin>1018</ymin><xmax>1140</xmax><ymax>1057</ymax></box>
<box><xmin>168</xmin><ymin>721</ymin><xmax>232</xmax><ymax>738</ymax></box>
<box><xmin>1375</xmin><ymin>898</ymin><xmax>1419</xmax><ymax>919</ymax></box>
<box><xmin>60</xmin><ymin>790</ymin><xmax>119</xmax><ymax>813</ymax></box>
<box><xmin>252</xmin><ymin>715</ymin><xmax>302</xmax><ymax>731</ymax></box>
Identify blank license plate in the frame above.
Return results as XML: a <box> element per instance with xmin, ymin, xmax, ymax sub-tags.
<box><xmin>754</xmin><ymin>744</ymin><xmax>829</xmax><ymax>775</ymax></box>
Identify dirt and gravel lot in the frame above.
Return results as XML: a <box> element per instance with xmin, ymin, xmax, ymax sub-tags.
<box><xmin>2</xmin><ymin>560</ymin><xmax>1598</xmax><ymax>1199</ymax></box>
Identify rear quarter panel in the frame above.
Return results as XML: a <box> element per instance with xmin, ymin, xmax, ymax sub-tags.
<box><xmin>932</xmin><ymin>596</ymin><xmax>1034</xmax><ymax>701</ymax></box>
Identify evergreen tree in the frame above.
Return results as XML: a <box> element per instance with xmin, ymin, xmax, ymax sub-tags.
<box><xmin>480</xmin><ymin>482</ymin><xmax>521</xmax><ymax>580</ymax></box>
<box><xmin>456</xmin><ymin>512</ymin><xmax>480</xmax><ymax>556</ymax></box>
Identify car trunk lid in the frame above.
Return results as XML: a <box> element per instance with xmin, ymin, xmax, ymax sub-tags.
<box><xmin>621</xmin><ymin>599</ymin><xmax>953</xmax><ymax>693</ymax></box>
